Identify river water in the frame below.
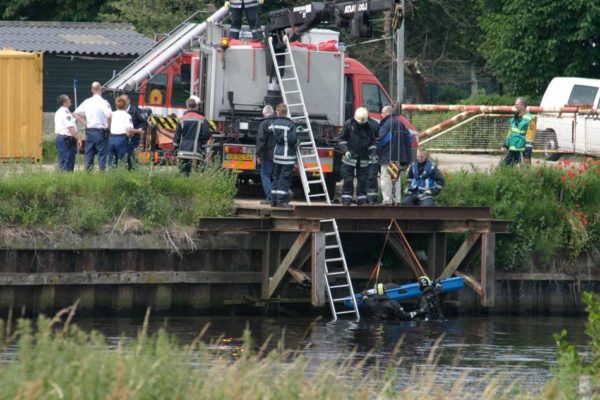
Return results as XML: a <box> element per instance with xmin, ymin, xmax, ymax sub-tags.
<box><xmin>75</xmin><ymin>315</ymin><xmax>588</xmax><ymax>391</ymax></box>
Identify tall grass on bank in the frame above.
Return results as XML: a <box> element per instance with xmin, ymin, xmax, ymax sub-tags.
<box><xmin>0</xmin><ymin>308</ymin><xmax>543</xmax><ymax>399</ymax></box>
<box><xmin>0</xmin><ymin>165</ymin><xmax>237</xmax><ymax>234</ymax></box>
<box><xmin>437</xmin><ymin>161</ymin><xmax>600</xmax><ymax>271</ymax></box>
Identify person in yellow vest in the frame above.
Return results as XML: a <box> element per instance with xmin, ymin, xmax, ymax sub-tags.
<box><xmin>502</xmin><ymin>97</ymin><xmax>536</xmax><ymax>165</ymax></box>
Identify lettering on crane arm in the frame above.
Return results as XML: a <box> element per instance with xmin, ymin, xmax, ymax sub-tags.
<box><xmin>292</xmin><ymin>4</ymin><xmax>312</xmax><ymax>18</ymax></box>
<box><xmin>343</xmin><ymin>1</ymin><xmax>369</xmax><ymax>14</ymax></box>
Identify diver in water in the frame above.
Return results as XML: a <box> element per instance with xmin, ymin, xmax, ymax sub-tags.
<box><xmin>413</xmin><ymin>276</ymin><xmax>444</xmax><ymax>321</ymax></box>
<box><xmin>361</xmin><ymin>283</ymin><xmax>416</xmax><ymax>320</ymax></box>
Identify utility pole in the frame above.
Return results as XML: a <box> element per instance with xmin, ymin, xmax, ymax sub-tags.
<box><xmin>396</xmin><ymin>0</ymin><xmax>405</xmax><ymax>103</ymax></box>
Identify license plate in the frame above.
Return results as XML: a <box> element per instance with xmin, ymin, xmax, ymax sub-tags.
<box><xmin>225</xmin><ymin>153</ymin><xmax>253</xmax><ymax>161</ymax></box>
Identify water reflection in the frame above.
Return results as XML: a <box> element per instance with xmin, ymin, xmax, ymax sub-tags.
<box><xmin>72</xmin><ymin>315</ymin><xmax>587</xmax><ymax>389</ymax></box>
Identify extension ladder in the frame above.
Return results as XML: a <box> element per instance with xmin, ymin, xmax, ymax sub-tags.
<box><xmin>267</xmin><ymin>35</ymin><xmax>360</xmax><ymax>320</ymax></box>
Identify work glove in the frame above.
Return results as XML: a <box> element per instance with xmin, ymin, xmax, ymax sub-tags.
<box><xmin>409</xmin><ymin>311</ymin><xmax>416</xmax><ymax>319</ymax></box>
<box><xmin>343</xmin><ymin>151</ymin><xmax>352</xmax><ymax>161</ymax></box>
<box><xmin>224</xmin><ymin>1</ymin><xmax>230</xmax><ymax>7</ymax></box>
<box><xmin>258</xmin><ymin>0</ymin><xmax>264</xmax><ymax>4</ymax></box>
<box><xmin>369</xmin><ymin>154</ymin><xmax>378</xmax><ymax>163</ymax></box>
<box><xmin>423</xmin><ymin>189</ymin><xmax>432</xmax><ymax>196</ymax></box>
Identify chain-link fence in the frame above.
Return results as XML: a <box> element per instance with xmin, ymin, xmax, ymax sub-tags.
<box><xmin>402</xmin><ymin>107</ymin><xmax>600</xmax><ymax>159</ymax></box>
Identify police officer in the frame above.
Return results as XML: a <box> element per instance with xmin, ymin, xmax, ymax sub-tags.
<box><xmin>270</xmin><ymin>103</ymin><xmax>297</xmax><ymax>208</ymax></box>
<box><xmin>122</xmin><ymin>93</ymin><xmax>148</xmax><ymax>170</ymax></box>
<box><xmin>54</xmin><ymin>94</ymin><xmax>81</xmax><ymax>172</ymax></box>
<box><xmin>173</xmin><ymin>97</ymin><xmax>212</xmax><ymax>176</ymax></box>
<box><xmin>413</xmin><ymin>276</ymin><xmax>444</xmax><ymax>321</ymax></box>
<box><xmin>401</xmin><ymin>148</ymin><xmax>445</xmax><ymax>206</ymax></box>
<box><xmin>227</xmin><ymin>0</ymin><xmax>263</xmax><ymax>40</ymax></box>
<box><xmin>256</xmin><ymin>105</ymin><xmax>276</xmax><ymax>204</ymax></box>
<box><xmin>338</xmin><ymin>107</ymin><xmax>377</xmax><ymax>206</ymax></box>
<box><xmin>73</xmin><ymin>82</ymin><xmax>112</xmax><ymax>171</ymax></box>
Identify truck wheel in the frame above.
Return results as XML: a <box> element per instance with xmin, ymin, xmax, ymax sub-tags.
<box><xmin>541</xmin><ymin>130</ymin><xmax>561</xmax><ymax>161</ymax></box>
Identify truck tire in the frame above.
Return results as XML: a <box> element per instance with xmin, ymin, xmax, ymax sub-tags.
<box><xmin>540</xmin><ymin>129</ymin><xmax>561</xmax><ymax>161</ymax></box>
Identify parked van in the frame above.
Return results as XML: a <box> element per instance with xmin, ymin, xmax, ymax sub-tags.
<box><xmin>537</xmin><ymin>77</ymin><xmax>600</xmax><ymax>160</ymax></box>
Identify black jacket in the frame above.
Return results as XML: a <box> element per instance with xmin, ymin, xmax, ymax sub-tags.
<box><xmin>378</xmin><ymin>114</ymin><xmax>412</xmax><ymax>166</ymax></box>
<box><xmin>414</xmin><ymin>284</ymin><xmax>444</xmax><ymax>320</ymax></box>
<box><xmin>256</xmin><ymin>116</ymin><xmax>276</xmax><ymax>160</ymax></box>
<box><xmin>126</xmin><ymin>104</ymin><xmax>148</xmax><ymax>130</ymax></box>
<box><xmin>272</xmin><ymin>116</ymin><xmax>297</xmax><ymax>165</ymax></box>
<box><xmin>337</xmin><ymin>119</ymin><xmax>377</xmax><ymax>167</ymax></box>
<box><xmin>173</xmin><ymin>111</ymin><xmax>211</xmax><ymax>161</ymax></box>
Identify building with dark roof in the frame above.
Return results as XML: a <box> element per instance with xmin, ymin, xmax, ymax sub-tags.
<box><xmin>0</xmin><ymin>21</ymin><xmax>153</xmax><ymax>111</ymax></box>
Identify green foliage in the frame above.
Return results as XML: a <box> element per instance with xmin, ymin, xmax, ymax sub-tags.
<box><xmin>0</xmin><ymin>0</ymin><xmax>110</xmax><ymax>21</ymax></box>
<box><xmin>0</xmin><ymin>165</ymin><xmax>236</xmax><ymax>233</ymax></box>
<box><xmin>459</xmin><ymin>91</ymin><xmax>520</xmax><ymax>106</ymax></box>
<box><xmin>438</xmin><ymin>162</ymin><xmax>600</xmax><ymax>270</ymax></box>
<box><xmin>41</xmin><ymin>140</ymin><xmax>58</xmax><ymax>164</ymax></box>
<box><xmin>479</xmin><ymin>0</ymin><xmax>600</xmax><ymax>96</ymax></box>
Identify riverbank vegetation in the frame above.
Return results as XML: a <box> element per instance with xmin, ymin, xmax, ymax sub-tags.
<box><xmin>0</xmin><ymin>165</ymin><xmax>237</xmax><ymax>234</ymax></box>
<box><xmin>439</xmin><ymin>161</ymin><xmax>600</xmax><ymax>271</ymax></box>
<box><xmin>1</xmin><ymin>295</ymin><xmax>599</xmax><ymax>399</ymax></box>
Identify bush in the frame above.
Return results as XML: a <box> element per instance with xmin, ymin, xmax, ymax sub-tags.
<box><xmin>438</xmin><ymin>161</ymin><xmax>600</xmax><ymax>270</ymax></box>
<box><xmin>459</xmin><ymin>92</ymin><xmax>520</xmax><ymax>106</ymax></box>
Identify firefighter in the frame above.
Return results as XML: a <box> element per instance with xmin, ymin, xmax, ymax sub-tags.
<box><xmin>256</xmin><ymin>105</ymin><xmax>276</xmax><ymax>204</ymax></box>
<box><xmin>502</xmin><ymin>96</ymin><xmax>535</xmax><ymax>165</ymax></box>
<box><xmin>366</xmin><ymin>116</ymin><xmax>380</xmax><ymax>205</ymax></box>
<box><xmin>270</xmin><ymin>103</ymin><xmax>297</xmax><ymax>208</ymax></box>
<box><xmin>173</xmin><ymin>97</ymin><xmax>212</xmax><ymax>176</ymax></box>
<box><xmin>413</xmin><ymin>276</ymin><xmax>444</xmax><ymax>321</ymax></box>
<box><xmin>378</xmin><ymin>105</ymin><xmax>412</xmax><ymax>205</ymax></box>
<box><xmin>226</xmin><ymin>0</ymin><xmax>263</xmax><ymax>40</ymax></box>
<box><xmin>338</xmin><ymin>107</ymin><xmax>377</xmax><ymax>206</ymax></box>
<box><xmin>362</xmin><ymin>283</ymin><xmax>416</xmax><ymax>320</ymax></box>
<box><xmin>400</xmin><ymin>148</ymin><xmax>445</xmax><ymax>206</ymax></box>
<box><xmin>73</xmin><ymin>82</ymin><xmax>112</xmax><ymax>171</ymax></box>
<box><xmin>54</xmin><ymin>94</ymin><xmax>82</xmax><ymax>172</ymax></box>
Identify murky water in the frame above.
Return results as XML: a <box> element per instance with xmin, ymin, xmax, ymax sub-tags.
<box><xmin>74</xmin><ymin>315</ymin><xmax>588</xmax><ymax>390</ymax></box>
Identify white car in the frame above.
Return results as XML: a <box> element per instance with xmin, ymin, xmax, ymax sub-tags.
<box><xmin>537</xmin><ymin>77</ymin><xmax>600</xmax><ymax>160</ymax></box>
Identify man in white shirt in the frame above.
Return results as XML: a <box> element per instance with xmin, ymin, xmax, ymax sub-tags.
<box><xmin>54</xmin><ymin>94</ymin><xmax>81</xmax><ymax>171</ymax></box>
<box><xmin>73</xmin><ymin>82</ymin><xmax>112</xmax><ymax>171</ymax></box>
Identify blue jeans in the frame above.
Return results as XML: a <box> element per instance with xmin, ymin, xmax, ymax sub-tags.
<box><xmin>85</xmin><ymin>129</ymin><xmax>108</xmax><ymax>171</ymax></box>
<box><xmin>55</xmin><ymin>135</ymin><xmax>76</xmax><ymax>171</ymax></box>
<box><xmin>260</xmin><ymin>159</ymin><xmax>274</xmax><ymax>201</ymax></box>
<box><xmin>108</xmin><ymin>134</ymin><xmax>129</xmax><ymax>168</ymax></box>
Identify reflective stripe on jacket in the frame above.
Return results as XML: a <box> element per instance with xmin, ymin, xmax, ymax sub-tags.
<box><xmin>505</xmin><ymin>112</ymin><xmax>534</xmax><ymax>151</ymax></box>
<box><xmin>272</xmin><ymin>117</ymin><xmax>297</xmax><ymax>165</ymax></box>
<box><xmin>407</xmin><ymin>159</ymin><xmax>445</xmax><ymax>194</ymax></box>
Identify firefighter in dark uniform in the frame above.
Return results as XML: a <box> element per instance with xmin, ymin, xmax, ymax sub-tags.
<box><xmin>173</xmin><ymin>97</ymin><xmax>211</xmax><ymax>176</ymax></box>
<box><xmin>362</xmin><ymin>283</ymin><xmax>416</xmax><ymax>320</ymax></box>
<box><xmin>413</xmin><ymin>276</ymin><xmax>444</xmax><ymax>321</ymax></box>
<box><xmin>338</xmin><ymin>107</ymin><xmax>377</xmax><ymax>206</ymax></box>
<box><xmin>401</xmin><ymin>148</ymin><xmax>445</xmax><ymax>206</ymax></box>
<box><xmin>366</xmin><ymin>116</ymin><xmax>380</xmax><ymax>204</ymax></box>
<box><xmin>227</xmin><ymin>0</ymin><xmax>262</xmax><ymax>40</ymax></box>
<box><xmin>270</xmin><ymin>103</ymin><xmax>297</xmax><ymax>208</ymax></box>
<box><xmin>123</xmin><ymin>93</ymin><xmax>148</xmax><ymax>170</ymax></box>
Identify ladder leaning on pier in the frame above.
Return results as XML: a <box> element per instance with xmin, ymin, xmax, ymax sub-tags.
<box><xmin>267</xmin><ymin>35</ymin><xmax>360</xmax><ymax>321</ymax></box>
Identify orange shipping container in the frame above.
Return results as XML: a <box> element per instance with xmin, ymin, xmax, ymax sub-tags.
<box><xmin>0</xmin><ymin>49</ymin><xmax>43</xmax><ymax>162</ymax></box>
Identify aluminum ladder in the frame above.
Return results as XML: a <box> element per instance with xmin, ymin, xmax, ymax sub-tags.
<box><xmin>267</xmin><ymin>35</ymin><xmax>360</xmax><ymax>320</ymax></box>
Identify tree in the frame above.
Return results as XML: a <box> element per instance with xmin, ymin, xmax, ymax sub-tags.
<box><xmin>0</xmin><ymin>0</ymin><xmax>107</xmax><ymax>21</ymax></box>
<box><xmin>479</xmin><ymin>0</ymin><xmax>600</xmax><ymax>96</ymax></box>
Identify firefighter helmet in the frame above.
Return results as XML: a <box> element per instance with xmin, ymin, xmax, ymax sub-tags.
<box><xmin>354</xmin><ymin>107</ymin><xmax>369</xmax><ymax>124</ymax></box>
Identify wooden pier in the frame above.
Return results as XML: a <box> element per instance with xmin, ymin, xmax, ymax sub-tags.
<box><xmin>198</xmin><ymin>204</ymin><xmax>510</xmax><ymax>308</ymax></box>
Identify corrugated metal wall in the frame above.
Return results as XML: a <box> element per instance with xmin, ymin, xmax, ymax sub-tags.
<box><xmin>43</xmin><ymin>55</ymin><xmax>133</xmax><ymax>111</ymax></box>
<box><xmin>0</xmin><ymin>49</ymin><xmax>43</xmax><ymax>162</ymax></box>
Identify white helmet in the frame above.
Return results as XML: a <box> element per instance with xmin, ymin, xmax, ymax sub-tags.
<box><xmin>189</xmin><ymin>95</ymin><xmax>201</xmax><ymax>104</ymax></box>
<box><xmin>354</xmin><ymin>107</ymin><xmax>369</xmax><ymax>124</ymax></box>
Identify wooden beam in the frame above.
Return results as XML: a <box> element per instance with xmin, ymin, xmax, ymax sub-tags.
<box><xmin>455</xmin><ymin>271</ymin><xmax>482</xmax><ymax>297</ymax></box>
<box><xmin>438</xmin><ymin>233</ymin><xmax>481</xmax><ymax>280</ymax></box>
<box><xmin>481</xmin><ymin>233</ymin><xmax>495</xmax><ymax>307</ymax></box>
<box><xmin>427</xmin><ymin>233</ymin><xmax>447</xmax><ymax>279</ymax></box>
<box><xmin>261</xmin><ymin>232</ymin><xmax>280</xmax><ymax>298</ymax></box>
<box><xmin>267</xmin><ymin>231</ymin><xmax>311</xmax><ymax>298</ymax></box>
<box><xmin>311</xmin><ymin>232</ymin><xmax>326</xmax><ymax>307</ymax></box>
<box><xmin>387</xmin><ymin>235</ymin><xmax>421</xmax><ymax>278</ymax></box>
<box><xmin>0</xmin><ymin>271</ymin><xmax>262</xmax><ymax>285</ymax></box>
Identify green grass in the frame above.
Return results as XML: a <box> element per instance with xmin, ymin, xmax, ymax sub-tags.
<box><xmin>0</xmin><ymin>164</ymin><xmax>237</xmax><ymax>234</ymax></box>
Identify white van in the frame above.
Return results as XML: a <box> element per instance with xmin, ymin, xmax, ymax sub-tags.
<box><xmin>537</xmin><ymin>77</ymin><xmax>600</xmax><ymax>160</ymax></box>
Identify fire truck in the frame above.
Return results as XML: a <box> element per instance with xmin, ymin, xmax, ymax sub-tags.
<box><xmin>105</xmin><ymin>0</ymin><xmax>416</xmax><ymax>196</ymax></box>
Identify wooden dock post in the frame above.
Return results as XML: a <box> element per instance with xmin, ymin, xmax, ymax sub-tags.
<box><xmin>311</xmin><ymin>232</ymin><xmax>326</xmax><ymax>307</ymax></box>
<box><xmin>261</xmin><ymin>232</ymin><xmax>281</xmax><ymax>299</ymax></box>
<box><xmin>481</xmin><ymin>233</ymin><xmax>495</xmax><ymax>307</ymax></box>
<box><xmin>427</xmin><ymin>233</ymin><xmax>447</xmax><ymax>279</ymax></box>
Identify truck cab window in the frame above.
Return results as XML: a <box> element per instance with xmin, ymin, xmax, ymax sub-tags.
<box><xmin>145</xmin><ymin>74</ymin><xmax>167</xmax><ymax>106</ymax></box>
<box><xmin>567</xmin><ymin>85</ymin><xmax>598</xmax><ymax>106</ymax></box>
<box><xmin>345</xmin><ymin>76</ymin><xmax>354</xmax><ymax>121</ymax></box>
<box><xmin>172</xmin><ymin>75</ymin><xmax>189</xmax><ymax>107</ymax></box>
<box><xmin>361</xmin><ymin>83</ymin><xmax>391</xmax><ymax>113</ymax></box>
